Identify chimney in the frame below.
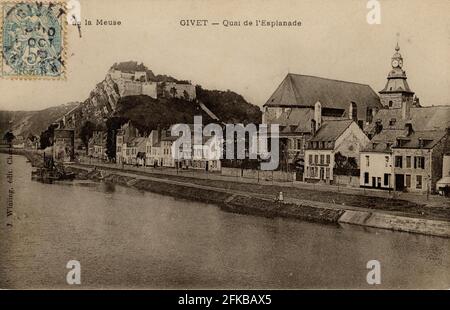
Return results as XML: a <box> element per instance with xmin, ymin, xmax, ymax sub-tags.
<box><xmin>375</xmin><ymin>119</ymin><xmax>383</xmax><ymax>134</ymax></box>
<box><xmin>314</xmin><ymin>101</ymin><xmax>322</xmax><ymax>131</ymax></box>
<box><xmin>402</xmin><ymin>100</ymin><xmax>411</xmax><ymax>120</ymax></box>
<box><xmin>404</xmin><ymin>122</ymin><xmax>414</xmax><ymax>137</ymax></box>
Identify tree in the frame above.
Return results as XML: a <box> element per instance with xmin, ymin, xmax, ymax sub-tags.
<box><xmin>3</xmin><ymin>131</ymin><xmax>15</xmax><ymax>144</ymax></box>
<box><xmin>40</xmin><ymin>124</ymin><xmax>58</xmax><ymax>149</ymax></box>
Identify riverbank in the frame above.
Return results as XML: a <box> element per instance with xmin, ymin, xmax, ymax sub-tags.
<box><xmin>0</xmin><ymin>147</ymin><xmax>44</xmax><ymax>167</ymax></box>
<box><xmin>67</xmin><ymin>164</ymin><xmax>450</xmax><ymax>238</ymax></box>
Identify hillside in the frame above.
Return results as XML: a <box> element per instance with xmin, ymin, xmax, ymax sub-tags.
<box><xmin>196</xmin><ymin>86</ymin><xmax>261</xmax><ymax>124</ymax></box>
<box><xmin>0</xmin><ymin>102</ymin><xmax>79</xmax><ymax>138</ymax></box>
<box><xmin>113</xmin><ymin>96</ymin><xmax>213</xmax><ymax>134</ymax></box>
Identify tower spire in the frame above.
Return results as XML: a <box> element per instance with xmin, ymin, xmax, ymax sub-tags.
<box><xmin>395</xmin><ymin>32</ymin><xmax>400</xmax><ymax>51</ymax></box>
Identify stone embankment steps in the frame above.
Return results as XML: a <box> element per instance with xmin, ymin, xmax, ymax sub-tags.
<box><xmin>68</xmin><ymin>163</ymin><xmax>450</xmax><ymax>238</ymax></box>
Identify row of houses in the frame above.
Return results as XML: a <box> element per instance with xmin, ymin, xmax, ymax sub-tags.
<box><xmin>112</xmin><ymin>122</ymin><xmax>222</xmax><ymax>171</ymax></box>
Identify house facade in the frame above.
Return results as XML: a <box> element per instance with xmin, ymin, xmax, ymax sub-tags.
<box><xmin>391</xmin><ymin>130</ymin><xmax>448</xmax><ymax>193</ymax></box>
<box><xmin>116</xmin><ymin>122</ymin><xmax>138</xmax><ymax>164</ymax></box>
<box><xmin>359</xmin><ymin>129</ymin><xmax>402</xmax><ymax>190</ymax></box>
<box><xmin>360</xmin><ymin>150</ymin><xmax>394</xmax><ymax>190</ymax></box>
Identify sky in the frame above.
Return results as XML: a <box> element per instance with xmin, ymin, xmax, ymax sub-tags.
<box><xmin>0</xmin><ymin>0</ymin><xmax>449</xmax><ymax>111</ymax></box>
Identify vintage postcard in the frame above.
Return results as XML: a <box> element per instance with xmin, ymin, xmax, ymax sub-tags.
<box><xmin>0</xmin><ymin>0</ymin><xmax>449</xmax><ymax>295</ymax></box>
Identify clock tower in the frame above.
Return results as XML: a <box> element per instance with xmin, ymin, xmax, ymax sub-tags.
<box><xmin>379</xmin><ymin>43</ymin><xmax>415</xmax><ymax>109</ymax></box>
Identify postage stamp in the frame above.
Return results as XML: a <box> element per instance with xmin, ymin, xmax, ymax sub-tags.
<box><xmin>0</xmin><ymin>1</ymin><xmax>67</xmax><ymax>79</ymax></box>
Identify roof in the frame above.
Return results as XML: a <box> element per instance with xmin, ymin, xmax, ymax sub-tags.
<box><xmin>161</xmin><ymin>136</ymin><xmax>178</xmax><ymax>142</ymax></box>
<box><xmin>372</xmin><ymin>129</ymin><xmax>405</xmax><ymax>143</ymax></box>
<box><xmin>392</xmin><ymin>130</ymin><xmax>447</xmax><ymax>149</ymax></box>
<box><xmin>362</xmin><ymin>142</ymin><xmax>393</xmax><ymax>153</ymax></box>
<box><xmin>274</xmin><ymin>108</ymin><xmax>314</xmax><ymax>133</ymax></box>
<box><xmin>362</xmin><ymin>129</ymin><xmax>404</xmax><ymax>153</ymax></box>
<box><xmin>366</xmin><ymin>106</ymin><xmax>450</xmax><ymax>132</ymax></box>
<box><xmin>264</xmin><ymin>73</ymin><xmax>381</xmax><ymax>109</ymax></box>
<box><xmin>127</xmin><ymin>137</ymin><xmax>146</xmax><ymax>147</ymax></box>
<box><xmin>310</xmin><ymin>120</ymin><xmax>353</xmax><ymax>142</ymax></box>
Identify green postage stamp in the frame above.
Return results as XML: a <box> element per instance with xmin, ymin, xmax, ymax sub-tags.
<box><xmin>0</xmin><ymin>1</ymin><xmax>67</xmax><ymax>79</ymax></box>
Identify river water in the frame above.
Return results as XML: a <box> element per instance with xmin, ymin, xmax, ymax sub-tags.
<box><xmin>0</xmin><ymin>154</ymin><xmax>449</xmax><ymax>289</ymax></box>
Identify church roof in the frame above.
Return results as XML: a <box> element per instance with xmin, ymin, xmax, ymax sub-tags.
<box><xmin>264</xmin><ymin>74</ymin><xmax>381</xmax><ymax>109</ymax></box>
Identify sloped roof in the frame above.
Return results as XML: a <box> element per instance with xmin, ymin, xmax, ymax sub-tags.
<box><xmin>273</xmin><ymin>108</ymin><xmax>314</xmax><ymax>133</ymax></box>
<box><xmin>372</xmin><ymin>129</ymin><xmax>405</xmax><ymax>143</ymax></box>
<box><xmin>392</xmin><ymin>130</ymin><xmax>447</xmax><ymax>149</ymax></box>
<box><xmin>310</xmin><ymin>119</ymin><xmax>353</xmax><ymax>142</ymax></box>
<box><xmin>366</xmin><ymin>106</ymin><xmax>450</xmax><ymax>133</ymax></box>
<box><xmin>264</xmin><ymin>74</ymin><xmax>381</xmax><ymax>109</ymax></box>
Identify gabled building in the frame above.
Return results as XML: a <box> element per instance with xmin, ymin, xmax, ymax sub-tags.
<box><xmin>116</xmin><ymin>121</ymin><xmax>138</xmax><ymax>164</ymax></box>
<box><xmin>304</xmin><ymin>120</ymin><xmax>370</xmax><ymax>183</ymax></box>
<box><xmin>145</xmin><ymin>130</ymin><xmax>161</xmax><ymax>166</ymax></box>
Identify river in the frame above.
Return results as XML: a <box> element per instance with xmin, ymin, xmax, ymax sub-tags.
<box><xmin>0</xmin><ymin>154</ymin><xmax>449</xmax><ymax>289</ymax></box>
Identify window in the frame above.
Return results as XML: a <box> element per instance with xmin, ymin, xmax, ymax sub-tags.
<box><xmin>385</xmin><ymin>156</ymin><xmax>389</xmax><ymax>167</ymax></box>
<box><xmin>326</xmin><ymin>155</ymin><xmax>330</xmax><ymax>165</ymax></box>
<box><xmin>395</xmin><ymin>156</ymin><xmax>403</xmax><ymax>168</ymax></box>
<box><xmin>365</xmin><ymin>155</ymin><xmax>370</xmax><ymax>167</ymax></box>
<box><xmin>388</xmin><ymin>100</ymin><xmax>393</xmax><ymax>107</ymax></box>
<box><xmin>309</xmin><ymin>154</ymin><xmax>313</xmax><ymax>165</ymax></box>
<box><xmin>405</xmin><ymin>175</ymin><xmax>411</xmax><ymax>188</ymax></box>
<box><xmin>389</xmin><ymin>118</ymin><xmax>396</xmax><ymax>126</ymax></box>
<box><xmin>414</xmin><ymin>156</ymin><xmax>425</xmax><ymax>169</ymax></box>
<box><xmin>314</xmin><ymin>155</ymin><xmax>319</xmax><ymax>164</ymax></box>
<box><xmin>416</xmin><ymin>175</ymin><xmax>423</xmax><ymax>189</ymax></box>
<box><xmin>406</xmin><ymin>156</ymin><xmax>411</xmax><ymax>168</ymax></box>
<box><xmin>320</xmin><ymin>155</ymin><xmax>324</xmax><ymax>165</ymax></box>
<box><xmin>384</xmin><ymin>174</ymin><xmax>390</xmax><ymax>186</ymax></box>
<box><xmin>325</xmin><ymin>168</ymin><xmax>330</xmax><ymax>179</ymax></box>
<box><xmin>364</xmin><ymin>172</ymin><xmax>369</xmax><ymax>184</ymax></box>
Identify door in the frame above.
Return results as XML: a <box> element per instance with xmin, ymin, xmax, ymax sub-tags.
<box><xmin>395</xmin><ymin>174</ymin><xmax>405</xmax><ymax>191</ymax></box>
<box><xmin>372</xmin><ymin>177</ymin><xmax>376</xmax><ymax>188</ymax></box>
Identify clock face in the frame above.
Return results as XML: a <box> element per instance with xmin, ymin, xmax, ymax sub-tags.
<box><xmin>392</xmin><ymin>59</ymin><xmax>399</xmax><ymax>68</ymax></box>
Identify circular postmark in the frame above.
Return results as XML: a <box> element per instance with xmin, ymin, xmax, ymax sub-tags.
<box><xmin>2</xmin><ymin>2</ymin><xmax>65</xmax><ymax>77</ymax></box>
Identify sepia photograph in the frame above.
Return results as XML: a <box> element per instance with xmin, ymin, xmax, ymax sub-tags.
<box><xmin>0</xmin><ymin>0</ymin><xmax>449</xmax><ymax>300</ymax></box>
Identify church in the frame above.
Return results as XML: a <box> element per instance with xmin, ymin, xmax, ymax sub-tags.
<box><xmin>262</xmin><ymin>42</ymin><xmax>450</xmax><ymax>177</ymax></box>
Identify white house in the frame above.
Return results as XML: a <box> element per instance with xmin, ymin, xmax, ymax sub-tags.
<box><xmin>359</xmin><ymin>129</ymin><xmax>402</xmax><ymax>190</ymax></box>
<box><xmin>304</xmin><ymin>120</ymin><xmax>370</xmax><ymax>183</ymax></box>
